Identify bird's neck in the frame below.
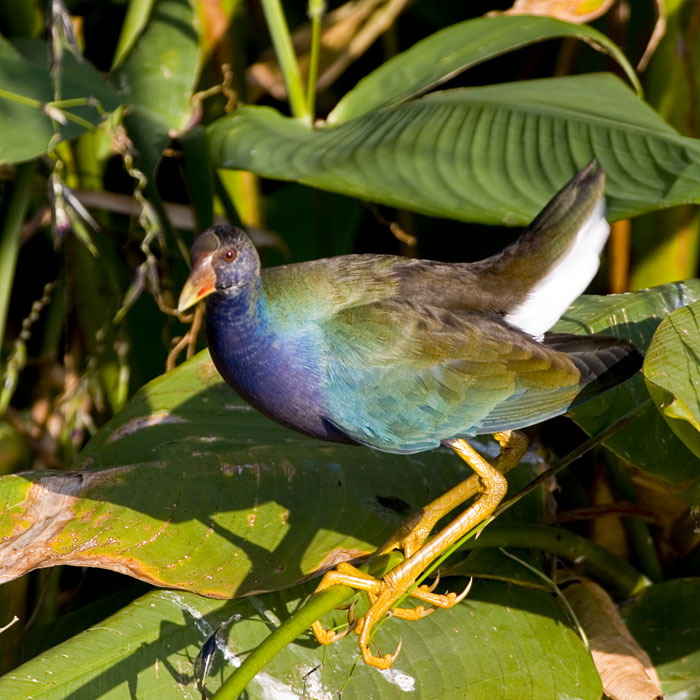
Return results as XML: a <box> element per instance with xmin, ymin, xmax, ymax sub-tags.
<box><xmin>204</xmin><ymin>277</ymin><xmax>355</xmax><ymax>445</ymax></box>
<box><xmin>205</xmin><ymin>277</ymin><xmax>272</xmax><ymax>369</ymax></box>
<box><xmin>206</xmin><ymin>276</ymin><xmax>287</xmax><ymax>414</ymax></box>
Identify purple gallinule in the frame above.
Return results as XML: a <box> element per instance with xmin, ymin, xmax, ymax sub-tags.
<box><xmin>178</xmin><ymin>162</ymin><xmax>641</xmax><ymax>668</ymax></box>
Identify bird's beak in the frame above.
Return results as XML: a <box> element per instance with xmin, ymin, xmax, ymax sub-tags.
<box><xmin>178</xmin><ymin>259</ymin><xmax>216</xmax><ymax>313</ymax></box>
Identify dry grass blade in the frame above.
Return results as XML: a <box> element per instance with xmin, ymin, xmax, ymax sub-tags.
<box><xmin>563</xmin><ymin>578</ymin><xmax>663</xmax><ymax>700</ymax></box>
<box><xmin>247</xmin><ymin>0</ymin><xmax>412</xmax><ymax>100</ymax></box>
<box><xmin>637</xmin><ymin>0</ymin><xmax>666</xmax><ymax>71</ymax></box>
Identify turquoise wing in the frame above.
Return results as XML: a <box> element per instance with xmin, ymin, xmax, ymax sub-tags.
<box><xmin>320</xmin><ymin>300</ymin><xmax>586</xmax><ymax>453</ymax></box>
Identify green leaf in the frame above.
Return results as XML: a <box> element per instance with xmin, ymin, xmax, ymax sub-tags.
<box><xmin>0</xmin><ymin>581</ymin><xmax>602</xmax><ymax>699</ymax></box>
<box><xmin>552</xmin><ymin>280</ymin><xmax>700</xmax><ymax>483</ymax></box>
<box><xmin>329</xmin><ymin>14</ymin><xmax>640</xmax><ymax>124</ymax></box>
<box><xmin>265</xmin><ymin>183</ymin><xmax>365</xmax><ymax>261</ymax></box>
<box><xmin>0</xmin><ymin>38</ymin><xmax>119</xmax><ymax>164</ymax></box>
<box><xmin>113</xmin><ymin>0</ymin><xmax>202</xmax><ymax>177</ymax></box>
<box><xmin>1</xmin><ymin>285</ymin><xmax>695</xmax><ymax>593</ymax></box>
<box><xmin>208</xmin><ymin>74</ymin><xmax>700</xmax><ymax>225</ymax></box>
<box><xmin>623</xmin><ymin>578</ymin><xmax>700</xmax><ymax>700</ymax></box>
<box><xmin>111</xmin><ymin>0</ymin><xmax>156</xmax><ymax>71</ymax></box>
<box><xmin>643</xmin><ymin>300</ymin><xmax>700</xmax><ymax>460</ymax></box>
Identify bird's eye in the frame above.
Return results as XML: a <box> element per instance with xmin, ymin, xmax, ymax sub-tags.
<box><xmin>224</xmin><ymin>249</ymin><xmax>236</xmax><ymax>262</ymax></box>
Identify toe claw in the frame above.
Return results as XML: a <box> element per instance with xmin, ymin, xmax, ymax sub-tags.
<box><xmin>387</xmin><ymin>637</ymin><xmax>403</xmax><ymax>666</ymax></box>
<box><xmin>452</xmin><ymin>576</ymin><xmax>473</xmax><ymax>605</ymax></box>
<box><xmin>312</xmin><ymin>619</ymin><xmax>352</xmax><ymax>645</ymax></box>
<box><xmin>362</xmin><ymin>638</ymin><xmax>403</xmax><ymax>670</ymax></box>
<box><xmin>421</xmin><ymin>571</ymin><xmax>441</xmax><ymax>594</ymax></box>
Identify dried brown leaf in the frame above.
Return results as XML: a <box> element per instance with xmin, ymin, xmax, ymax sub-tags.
<box><xmin>0</xmin><ymin>470</ymin><xmax>170</xmax><ymax>587</ymax></box>
<box><xmin>563</xmin><ymin>578</ymin><xmax>663</xmax><ymax>700</ymax></box>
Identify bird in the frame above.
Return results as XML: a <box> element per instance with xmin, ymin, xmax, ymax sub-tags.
<box><xmin>178</xmin><ymin>161</ymin><xmax>641</xmax><ymax>669</ymax></box>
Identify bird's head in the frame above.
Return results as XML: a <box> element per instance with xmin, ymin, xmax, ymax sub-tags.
<box><xmin>177</xmin><ymin>225</ymin><xmax>261</xmax><ymax>313</ymax></box>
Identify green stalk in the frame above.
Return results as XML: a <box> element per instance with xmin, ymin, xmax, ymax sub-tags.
<box><xmin>606</xmin><ymin>457</ymin><xmax>664</xmax><ymax>583</ymax></box>
<box><xmin>0</xmin><ymin>88</ymin><xmax>99</xmax><ymax>131</ymax></box>
<box><xmin>460</xmin><ymin>523</ymin><xmax>650</xmax><ymax>597</ymax></box>
<box><xmin>0</xmin><ymin>162</ymin><xmax>37</xmax><ymax>351</ymax></box>
<box><xmin>212</xmin><ymin>553</ymin><xmax>401</xmax><ymax>700</ymax></box>
<box><xmin>212</xmin><ymin>586</ymin><xmax>350</xmax><ymax>700</ymax></box>
<box><xmin>494</xmin><ymin>400</ymin><xmax>654</xmax><ymax>519</ymax></box>
<box><xmin>412</xmin><ymin>400</ymin><xmax>654</xmax><ymax>594</ymax></box>
<box><xmin>306</xmin><ymin>0</ymin><xmax>325</xmax><ymax>119</ymax></box>
<box><xmin>259</xmin><ymin>0</ymin><xmax>310</xmax><ymax>123</ymax></box>
<box><xmin>498</xmin><ymin>547</ymin><xmax>589</xmax><ymax>650</ymax></box>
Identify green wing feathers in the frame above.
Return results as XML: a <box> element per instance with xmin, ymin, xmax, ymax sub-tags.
<box><xmin>321</xmin><ymin>301</ymin><xmax>638</xmax><ymax>452</ymax></box>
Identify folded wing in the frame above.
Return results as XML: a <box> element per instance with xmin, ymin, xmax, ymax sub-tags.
<box><xmin>321</xmin><ymin>300</ymin><xmax>639</xmax><ymax>453</ymax></box>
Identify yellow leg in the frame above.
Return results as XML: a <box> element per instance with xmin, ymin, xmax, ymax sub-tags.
<box><xmin>378</xmin><ymin>430</ymin><xmax>527</xmax><ymax>557</ymax></box>
<box><xmin>311</xmin><ymin>431</ymin><xmax>528</xmax><ymax>668</ymax></box>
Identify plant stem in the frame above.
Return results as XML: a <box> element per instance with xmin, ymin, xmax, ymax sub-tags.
<box><xmin>498</xmin><ymin>547</ymin><xmax>589</xmax><ymax>650</ymax></box>
<box><xmin>415</xmin><ymin>400</ymin><xmax>654</xmax><ymax>591</ymax></box>
<box><xmin>0</xmin><ymin>89</ymin><xmax>99</xmax><ymax>132</ymax></box>
<box><xmin>606</xmin><ymin>456</ymin><xmax>664</xmax><ymax>583</ymax></box>
<box><xmin>306</xmin><ymin>0</ymin><xmax>325</xmax><ymax>119</ymax></box>
<box><xmin>211</xmin><ymin>553</ymin><xmax>401</xmax><ymax>700</ymax></box>
<box><xmin>462</xmin><ymin>523</ymin><xmax>650</xmax><ymax>597</ymax></box>
<box><xmin>494</xmin><ymin>400</ymin><xmax>654</xmax><ymax>519</ymax></box>
<box><xmin>212</xmin><ymin>586</ymin><xmax>350</xmax><ymax>700</ymax></box>
<box><xmin>259</xmin><ymin>0</ymin><xmax>311</xmax><ymax>123</ymax></box>
<box><xmin>0</xmin><ymin>162</ymin><xmax>37</xmax><ymax>352</ymax></box>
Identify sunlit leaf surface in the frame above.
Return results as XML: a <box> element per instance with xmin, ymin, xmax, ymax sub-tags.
<box><xmin>329</xmin><ymin>14</ymin><xmax>639</xmax><ymax>123</ymax></box>
<box><xmin>643</xmin><ymin>301</ymin><xmax>700</xmax><ymax>460</ymax></box>
<box><xmin>0</xmin><ymin>581</ymin><xmax>602</xmax><ymax>700</ymax></box>
<box><xmin>209</xmin><ymin>74</ymin><xmax>700</xmax><ymax>225</ymax></box>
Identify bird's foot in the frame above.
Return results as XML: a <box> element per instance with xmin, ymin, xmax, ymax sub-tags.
<box><xmin>310</xmin><ymin>562</ymin><xmax>432</xmax><ymax>665</ymax></box>
<box><xmin>311</xmin><ymin>563</ymin><xmax>372</xmax><ymax>645</ymax></box>
<box><xmin>388</xmin><ymin>577</ymin><xmax>473</xmax><ymax>620</ymax></box>
<box><xmin>310</xmin><ymin>562</ymin><xmax>428</xmax><ymax>668</ymax></box>
<box><xmin>310</xmin><ymin>431</ymin><xmax>528</xmax><ymax>668</ymax></box>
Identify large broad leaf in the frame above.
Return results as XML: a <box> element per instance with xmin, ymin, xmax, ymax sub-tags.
<box><xmin>0</xmin><ymin>37</ymin><xmax>119</xmax><ymax>164</ymax></box>
<box><xmin>328</xmin><ymin>14</ymin><xmax>640</xmax><ymax>123</ymax></box>
<box><xmin>208</xmin><ymin>74</ymin><xmax>700</xmax><ymax>225</ymax></box>
<box><xmin>112</xmin><ymin>0</ymin><xmax>202</xmax><ymax>177</ymax></box>
<box><xmin>554</xmin><ymin>280</ymin><xmax>700</xmax><ymax>483</ymax></box>
<box><xmin>643</xmin><ymin>301</ymin><xmax>700</xmax><ymax>461</ymax></box>
<box><xmin>623</xmin><ymin>579</ymin><xmax>700</xmax><ymax>700</ymax></box>
<box><xmin>1</xmin><ymin>283</ymin><xmax>695</xmax><ymax>592</ymax></box>
<box><xmin>0</xmin><ymin>581</ymin><xmax>602</xmax><ymax>700</ymax></box>
<box><xmin>0</xmin><ymin>350</ymin><xmax>543</xmax><ymax>596</ymax></box>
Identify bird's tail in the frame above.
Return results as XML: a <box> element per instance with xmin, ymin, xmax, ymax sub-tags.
<box><xmin>542</xmin><ymin>332</ymin><xmax>642</xmax><ymax>406</ymax></box>
<box><xmin>474</xmin><ymin>161</ymin><xmax>609</xmax><ymax>338</ymax></box>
